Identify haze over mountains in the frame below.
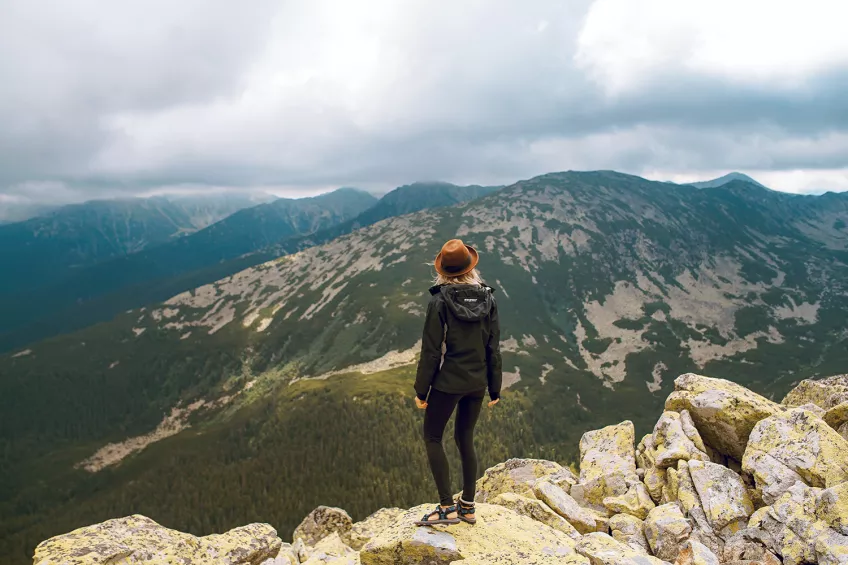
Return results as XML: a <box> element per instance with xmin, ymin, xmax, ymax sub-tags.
<box><xmin>0</xmin><ymin>193</ymin><xmax>275</xmax><ymax>295</ymax></box>
<box><xmin>2</xmin><ymin>170</ymin><xmax>847</xmax><ymax>564</ymax></box>
<box><xmin>0</xmin><ymin>182</ymin><xmax>499</xmax><ymax>351</ymax></box>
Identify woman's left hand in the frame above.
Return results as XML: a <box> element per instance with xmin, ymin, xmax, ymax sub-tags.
<box><xmin>415</xmin><ymin>397</ymin><xmax>428</xmax><ymax>410</ymax></box>
<box><xmin>488</xmin><ymin>398</ymin><xmax>499</xmax><ymax>408</ymax></box>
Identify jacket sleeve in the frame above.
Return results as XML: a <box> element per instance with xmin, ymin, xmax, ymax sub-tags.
<box><xmin>486</xmin><ymin>298</ymin><xmax>503</xmax><ymax>401</ymax></box>
<box><xmin>414</xmin><ymin>296</ymin><xmax>445</xmax><ymax>400</ymax></box>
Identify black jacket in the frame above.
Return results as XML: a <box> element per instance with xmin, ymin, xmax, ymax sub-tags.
<box><xmin>414</xmin><ymin>283</ymin><xmax>503</xmax><ymax>401</ymax></box>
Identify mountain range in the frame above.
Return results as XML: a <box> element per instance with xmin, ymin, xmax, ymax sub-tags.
<box><xmin>0</xmin><ymin>193</ymin><xmax>275</xmax><ymax>296</ymax></box>
<box><xmin>0</xmin><ymin>183</ymin><xmax>498</xmax><ymax>352</ymax></box>
<box><xmin>2</xmin><ymin>170</ymin><xmax>847</xmax><ymax>564</ymax></box>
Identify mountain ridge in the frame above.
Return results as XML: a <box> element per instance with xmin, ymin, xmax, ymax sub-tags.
<box><xmin>687</xmin><ymin>171</ymin><xmax>766</xmax><ymax>189</ymax></box>
<box><xmin>0</xmin><ymin>183</ymin><xmax>499</xmax><ymax>352</ymax></box>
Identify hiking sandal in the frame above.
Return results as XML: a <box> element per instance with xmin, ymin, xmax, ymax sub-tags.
<box><xmin>414</xmin><ymin>504</ymin><xmax>461</xmax><ymax>526</ymax></box>
<box><xmin>456</xmin><ymin>498</ymin><xmax>477</xmax><ymax>525</ymax></box>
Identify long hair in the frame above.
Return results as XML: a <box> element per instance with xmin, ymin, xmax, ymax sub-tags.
<box><xmin>434</xmin><ymin>268</ymin><xmax>483</xmax><ymax>286</ymax></box>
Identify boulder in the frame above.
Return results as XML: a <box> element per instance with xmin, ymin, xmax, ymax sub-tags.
<box><xmin>652</xmin><ymin>411</ymin><xmax>710</xmax><ymax>469</ymax></box>
<box><xmin>534</xmin><ymin>480</ymin><xmax>601</xmax><ymax>534</ymax></box>
<box><xmin>609</xmin><ymin>513</ymin><xmax>650</xmax><ymax>554</ymax></box>
<box><xmin>839</xmin><ymin>422</ymin><xmax>848</xmax><ymax>442</ymax></box>
<box><xmin>817</xmin><ymin>482</ymin><xmax>848</xmax><ymax>535</ymax></box>
<box><xmin>261</xmin><ymin>543</ymin><xmax>298</xmax><ymax>564</ymax></box>
<box><xmin>475</xmin><ymin>458</ymin><xmax>576</xmax><ymax>502</ymax></box>
<box><xmin>673</xmin><ymin>461</ymin><xmax>699</xmax><ymax>514</ymax></box>
<box><xmin>665</xmin><ymin>374</ymin><xmax>783</xmax><ymax>461</ymax></box>
<box><xmin>782</xmin><ymin>374</ymin><xmax>848</xmax><ymax>409</ymax></box>
<box><xmin>645</xmin><ymin>503</ymin><xmax>692</xmax><ymax>561</ymax></box>
<box><xmin>301</xmin><ymin>533</ymin><xmax>358</xmax><ymax>565</ymax></box>
<box><xmin>603</xmin><ymin>482</ymin><xmax>656</xmax><ymax>520</ymax></box>
<box><xmin>721</xmin><ymin>529</ymin><xmax>780</xmax><ymax>565</ymax></box>
<box><xmin>292</xmin><ymin>539</ymin><xmax>309</xmax><ymax>562</ymax></box>
<box><xmin>825</xmin><ymin>401</ymin><xmax>848</xmax><ymax>431</ymax></box>
<box><xmin>577</xmin><ymin>421</ymin><xmax>639</xmax><ymax>506</ymax></box>
<box><xmin>347</xmin><ymin>508</ymin><xmax>404</xmax><ymax>550</ymax></box>
<box><xmin>575</xmin><ymin>532</ymin><xmax>668</xmax><ymax>565</ymax></box>
<box><xmin>644</xmin><ymin>466</ymin><xmax>668</xmax><ymax>504</ymax></box>
<box><xmin>491</xmin><ymin>492</ymin><xmax>581</xmax><ymax>539</ymax></box>
<box><xmin>294</xmin><ymin>506</ymin><xmax>353</xmax><ymax>547</ymax></box>
<box><xmin>674</xmin><ymin>539</ymin><xmax>719</xmax><ymax>565</ymax></box>
<box><xmin>360</xmin><ymin>503</ymin><xmax>579</xmax><ymax>565</ymax></box>
<box><xmin>742</xmin><ymin>407</ymin><xmax>848</xmax><ymax>504</ymax></box>
<box><xmin>33</xmin><ymin>514</ymin><xmax>282</xmax><ymax>565</ymax></box>
<box><xmin>815</xmin><ymin>529</ymin><xmax>848</xmax><ymax>565</ymax></box>
<box><xmin>687</xmin><ymin>460</ymin><xmax>754</xmax><ymax>533</ymax></box>
<box><xmin>752</xmin><ymin>482</ymin><xmax>848</xmax><ymax>565</ymax></box>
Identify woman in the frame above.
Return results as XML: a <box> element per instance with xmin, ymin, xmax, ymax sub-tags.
<box><xmin>413</xmin><ymin>238</ymin><xmax>503</xmax><ymax>526</ymax></box>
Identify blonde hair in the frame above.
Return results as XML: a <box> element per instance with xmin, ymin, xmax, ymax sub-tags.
<box><xmin>435</xmin><ymin>268</ymin><xmax>483</xmax><ymax>286</ymax></box>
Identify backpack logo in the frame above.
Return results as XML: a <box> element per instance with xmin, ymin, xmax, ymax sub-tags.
<box><xmin>462</xmin><ymin>298</ymin><xmax>478</xmax><ymax>302</ymax></box>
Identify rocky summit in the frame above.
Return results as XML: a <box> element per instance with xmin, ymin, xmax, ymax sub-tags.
<box><xmin>33</xmin><ymin>373</ymin><xmax>848</xmax><ymax>565</ymax></box>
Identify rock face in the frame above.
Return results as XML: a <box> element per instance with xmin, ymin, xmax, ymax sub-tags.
<box><xmin>33</xmin><ymin>514</ymin><xmax>282</xmax><ymax>565</ymax></box>
<box><xmin>360</xmin><ymin>503</ymin><xmax>580</xmax><ymax>565</ymax></box>
<box><xmin>34</xmin><ymin>372</ymin><xmax>848</xmax><ymax>565</ymax></box>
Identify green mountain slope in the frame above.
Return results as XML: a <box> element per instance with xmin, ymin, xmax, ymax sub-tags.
<box><xmin>0</xmin><ymin>189</ymin><xmax>377</xmax><ymax>351</ymax></box>
<box><xmin>0</xmin><ymin>193</ymin><xmax>271</xmax><ymax>298</ymax></box>
<box><xmin>2</xmin><ymin>170</ymin><xmax>847</xmax><ymax>564</ymax></box>
<box><xmin>0</xmin><ymin>183</ymin><xmax>497</xmax><ymax>352</ymax></box>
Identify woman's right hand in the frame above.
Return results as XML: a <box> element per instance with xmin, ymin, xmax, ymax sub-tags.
<box><xmin>488</xmin><ymin>398</ymin><xmax>499</xmax><ymax>408</ymax></box>
<box><xmin>415</xmin><ymin>397</ymin><xmax>428</xmax><ymax>410</ymax></box>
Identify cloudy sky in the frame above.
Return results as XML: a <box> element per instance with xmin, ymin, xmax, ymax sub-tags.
<box><xmin>2</xmin><ymin>0</ymin><xmax>847</xmax><ymax>205</ymax></box>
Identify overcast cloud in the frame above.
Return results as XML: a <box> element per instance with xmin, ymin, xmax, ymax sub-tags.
<box><xmin>1</xmin><ymin>0</ymin><xmax>847</xmax><ymax>204</ymax></box>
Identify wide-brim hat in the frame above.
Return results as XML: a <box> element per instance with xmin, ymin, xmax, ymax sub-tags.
<box><xmin>434</xmin><ymin>239</ymin><xmax>479</xmax><ymax>277</ymax></box>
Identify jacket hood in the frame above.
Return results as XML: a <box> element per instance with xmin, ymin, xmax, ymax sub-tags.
<box><xmin>433</xmin><ymin>283</ymin><xmax>495</xmax><ymax>322</ymax></box>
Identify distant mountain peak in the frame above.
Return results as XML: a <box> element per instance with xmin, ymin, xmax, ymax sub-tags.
<box><xmin>688</xmin><ymin>172</ymin><xmax>765</xmax><ymax>189</ymax></box>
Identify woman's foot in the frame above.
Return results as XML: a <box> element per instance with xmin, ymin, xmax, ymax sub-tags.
<box><xmin>456</xmin><ymin>498</ymin><xmax>476</xmax><ymax>524</ymax></box>
<box><xmin>414</xmin><ymin>504</ymin><xmax>460</xmax><ymax>526</ymax></box>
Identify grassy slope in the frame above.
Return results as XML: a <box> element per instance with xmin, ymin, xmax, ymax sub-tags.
<box><xmin>0</xmin><ymin>366</ymin><xmax>552</xmax><ymax>564</ymax></box>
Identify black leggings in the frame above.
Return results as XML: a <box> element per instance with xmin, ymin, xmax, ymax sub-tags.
<box><xmin>422</xmin><ymin>388</ymin><xmax>485</xmax><ymax>506</ymax></box>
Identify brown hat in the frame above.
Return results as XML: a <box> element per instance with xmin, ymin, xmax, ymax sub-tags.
<box><xmin>434</xmin><ymin>239</ymin><xmax>479</xmax><ymax>277</ymax></box>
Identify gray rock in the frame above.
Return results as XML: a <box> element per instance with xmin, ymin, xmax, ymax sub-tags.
<box><xmin>293</xmin><ymin>506</ymin><xmax>353</xmax><ymax>547</ymax></box>
<box><xmin>534</xmin><ymin>480</ymin><xmax>599</xmax><ymax>534</ymax></box>
<box><xmin>609</xmin><ymin>513</ymin><xmax>649</xmax><ymax>554</ymax></box>
<box><xmin>644</xmin><ymin>503</ymin><xmax>692</xmax><ymax>561</ymax></box>
<box><xmin>575</xmin><ymin>532</ymin><xmax>668</xmax><ymax>565</ymax></box>
<box><xmin>491</xmin><ymin>492</ymin><xmax>581</xmax><ymax>539</ymax></box>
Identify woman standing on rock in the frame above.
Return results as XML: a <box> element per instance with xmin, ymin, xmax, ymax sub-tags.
<box><xmin>413</xmin><ymin>238</ymin><xmax>503</xmax><ymax>526</ymax></box>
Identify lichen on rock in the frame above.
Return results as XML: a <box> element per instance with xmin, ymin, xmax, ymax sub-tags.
<box><xmin>293</xmin><ymin>506</ymin><xmax>354</xmax><ymax>548</ymax></box>
<box><xmin>360</xmin><ymin>503</ymin><xmax>579</xmax><ymax>565</ymax></box>
<box><xmin>474</xmin><ymin>457</ymin><xmax>575</xmax><ymax>502</ymax></box>
<box><xmin>575</xmin><ymin>420</ymin><xmax>639</xmax><ymax>508</ymax></box>
<box><xmin>33</xmin><ymin>514</ymin><xmax>282</xmax><ymax>565</ymax></box>
<box><xmin>742</xmin><ymin>407</ymin><xmax>848</xmax><ymax>504</ymax></box>
<box><xmin>665</xmin><ymin>373</ymin><xmax>783</xmax><ymax>461</ymax></box>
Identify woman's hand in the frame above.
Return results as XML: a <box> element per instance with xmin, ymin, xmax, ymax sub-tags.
<box><xmin>415</xmin><ymin>397</ymin><xmax>428</xmax><ymax>410</ymax></box>
<box><xmin>488</xmin><ymin>398</ymin><xmax>499</xmax><ymax>408</ymax></box>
